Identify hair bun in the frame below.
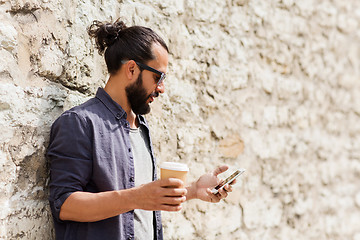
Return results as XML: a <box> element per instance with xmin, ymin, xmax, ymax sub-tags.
<box><xmin>113</xmin><ymin>20</ymin><xmax>127</xmax><ymax>34</ymax></box>
<box><xmin>88</xmin><ymin>18</ymin><xmax>127</xmax><ymax>55</ymax></box>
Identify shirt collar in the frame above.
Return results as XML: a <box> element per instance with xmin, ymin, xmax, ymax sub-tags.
<box><xmin>95</xmin><ymin>87</ymin><xmax>127</xmax><ymax>120</ymax></box>
<box><xmin>95</xmin><ymin>88</ymin><xmax>149</xmax><ymax>128</ymax></box>
<box><xmin>138</xmin><ymin>114</ymin><xmax>148</xmax><ymax>127</ymax></box>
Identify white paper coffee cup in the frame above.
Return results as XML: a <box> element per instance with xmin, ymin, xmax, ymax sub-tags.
<box><xmin>160</xmin><ymin>162</ymin><xmax>189</xmax><ymax>184</ymax></box>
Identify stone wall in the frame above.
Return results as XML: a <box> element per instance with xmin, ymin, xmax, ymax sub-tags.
<box><xmin>1</xmin><ymin>0</ymin><xmax>360</xmax><ymax>239</ymax></box>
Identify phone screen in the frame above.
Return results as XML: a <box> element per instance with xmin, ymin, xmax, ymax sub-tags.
<box><xmin>211</xmin><ymin>169</ymin><xmax>245</xmax><ymax>194</ymax></box>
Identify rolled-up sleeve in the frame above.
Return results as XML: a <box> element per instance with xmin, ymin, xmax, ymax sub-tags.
<box><xmin>47</xmin><ymin>112</ymin><xmax>92</xmax><ymax>222</ymax></box>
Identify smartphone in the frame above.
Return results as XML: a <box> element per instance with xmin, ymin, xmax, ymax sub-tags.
<box><xmin>211</xmin><ymin>168</ymin><xmax>246</xmax><ymax>194</ymax></box>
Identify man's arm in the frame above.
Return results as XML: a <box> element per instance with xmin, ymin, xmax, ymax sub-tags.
<box><xmin>59</xmin><ymin>178</ymin><xmax>187</xmax><ymax>222</ymax></box>
<box><xmin>48</xmin><ymin>113</ymin><xmax>186</xmax><ymax>222</ymax></box>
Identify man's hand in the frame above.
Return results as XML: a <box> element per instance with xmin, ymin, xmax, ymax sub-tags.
<box><xmin>187</xmin><ymin>165</ymin><xmax>236</xmax><ymax>203</ymax></box>
<box><xmin>132</xmin><ymin>178</ymin><xmax>187</xmax><ymax>212</ymax></box>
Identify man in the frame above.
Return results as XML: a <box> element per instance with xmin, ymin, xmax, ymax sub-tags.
<box><xmin>47</xmin><ymin>19</ymin><xmax>234</xmax><ymax>240</ymax></box>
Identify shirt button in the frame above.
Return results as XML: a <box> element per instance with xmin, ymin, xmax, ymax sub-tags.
<box><xmin>128</xmin><ymin>148</ymin><xmax>131</xmax><ymax>152</ymax></box>
<box><xmin>130</xmin><ymin>177</ymin><xmax>134</xmax><ymax>182</ymax></box>
<box><xmin>116</xmin><ymin>113</ymin><xmax>121</xmax><ymax>120</ymax></box>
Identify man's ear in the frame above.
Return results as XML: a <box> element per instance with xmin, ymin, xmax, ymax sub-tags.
<box><xmin>124</xmin><ymin>60</ymin><xmax>137</xmax><ymax>81</ymax></box>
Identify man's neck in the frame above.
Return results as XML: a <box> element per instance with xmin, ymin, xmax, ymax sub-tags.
<box><xmin>104</xmin><ymin>76</ymin><xmax>138</xmax><ymax>128</ymax></box>
<box><xmin>127</xmin><ymin>112</ymin><xmax>139</xmax><ymax>129</ymax></box>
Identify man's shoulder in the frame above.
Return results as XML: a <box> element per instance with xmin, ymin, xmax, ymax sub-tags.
<box><xmin>67</xmin><ymin>97</ymin><xmax>100</xmax><ymax>114</ymax></box>
<box><xmin>56</xmin><ymin>97</ymin><xmax>106</xmax><ymax>125</ymax></box>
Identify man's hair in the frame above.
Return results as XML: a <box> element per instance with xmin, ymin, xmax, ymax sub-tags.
<box><xmin>87</xmin><ymin>18</ymin><xmax>169</xmax><ymax>75</ymax></box>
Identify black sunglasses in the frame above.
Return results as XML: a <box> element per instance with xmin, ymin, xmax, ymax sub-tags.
<box><xmin>121</xmin><ymin>60</ymin><xmax>166</xmax><ymax>86</ymax></box>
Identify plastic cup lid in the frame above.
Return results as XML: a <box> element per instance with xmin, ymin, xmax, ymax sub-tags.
<box><xmin>160</xmin><ymin>162</ymin><xmax>189</xmax><ymax>171</ymax></box>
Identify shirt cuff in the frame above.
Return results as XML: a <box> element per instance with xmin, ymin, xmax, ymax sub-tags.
<box><xmin>50</xmin><ymin>191</ymin><xmax>74</xmax><ymax>222</ymax></box>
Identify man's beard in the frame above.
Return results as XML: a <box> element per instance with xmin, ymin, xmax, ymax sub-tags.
<box><xmin>125</xmin><ymin>72</ymin><xmax>152</xmax><ymax>115</ymax></box>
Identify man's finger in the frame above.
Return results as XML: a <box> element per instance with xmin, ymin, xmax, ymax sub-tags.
<box><xmin>213</xmin><ymin>192</ymin><xmax>222</xmax><ymax>202</ymax></box>
<box><xmin>159</xmin><ymin>178</ymin><xmax>184</xmax><ymax>188</ymax></box>
<box><xmin>229</xmin><ymin>179</ymin><xmax>237</xmax><ymax>185</ymax></box>
<box><xmin>163</xmin><ymin>188</ymin><xmax>187</xmax><ymax>197</ymax></box>
<box><xmin>224</xmin><ymin>184</ymin><xmax>233</xmax><ymax>192</ymax></box>
<box><xmin>213</xmin><ymin>165</ymin><xmax>229</xmax><ymax>176</ymax></box>
<box><xmin>160</xmin><ymin>204</ymin><xmax>183</xmax><ymax>212</ymax></box>
<box><xmin>218</xmin><ymin>187</ymin><xmax>228</xmax><ymax>198</ymax></box>
<box><xmin>161</xmin><ymin>196</ymin><xmax>187</xmax><ymax>205</ymax></box>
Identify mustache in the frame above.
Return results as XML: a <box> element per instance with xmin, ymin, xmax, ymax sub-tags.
<box><xmin>149</xmin><ymin>91</ymin><xmax>159</xmax><ymax>98</ymax></box>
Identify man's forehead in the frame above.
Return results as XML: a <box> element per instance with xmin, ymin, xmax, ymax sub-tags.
<box><xmin>149</xmin><ymin>43</ymin><xmax>168</xmax><ymax>71</ymax></box>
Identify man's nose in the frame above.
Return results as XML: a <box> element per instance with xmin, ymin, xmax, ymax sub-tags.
<box><xmin>156</xmin><ymin>81</ymin><xmax>165</xmax><ymax>93</ymax></box>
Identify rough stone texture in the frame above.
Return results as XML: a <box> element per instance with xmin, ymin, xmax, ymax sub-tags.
<box><xmin>0</xmin><ymin>0</ymin><xmax>360</xmax><ymax>239</ymax></box>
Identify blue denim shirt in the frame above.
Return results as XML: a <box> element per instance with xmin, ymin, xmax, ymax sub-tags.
<box><xmin>47</xmin><ymin>88</ymin><xmax>163</xmax><ymax>240</ymax></box>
